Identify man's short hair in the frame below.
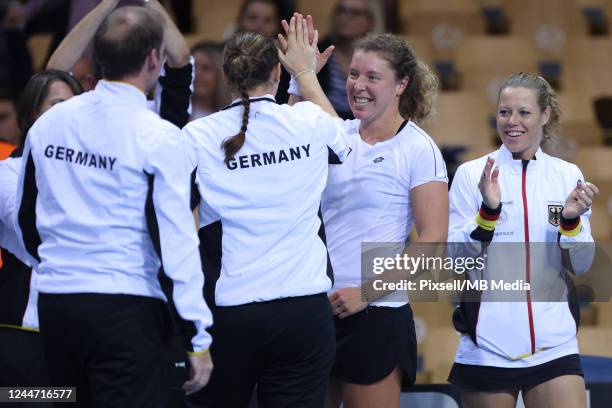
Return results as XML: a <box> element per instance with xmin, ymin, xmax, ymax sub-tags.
<box><xmin>93</xmin><ymin>6</ymin><xmax>165</xmax><ymax>80</ymax></box>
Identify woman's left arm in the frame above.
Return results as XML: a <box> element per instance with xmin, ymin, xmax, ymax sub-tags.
<box><xmin>559</xmin><ymin>169</ymin><xmax>599</xmax><ymax>275</ymax></box>
<box><xmin>411</xmin><ymin>181</ymin><xmax>449</xmax><ymax>243</ymax></box>
<box><xmin>331</xmin><ymin>181</ymin><xmax>449</xmax><ymax>319</ymax></box>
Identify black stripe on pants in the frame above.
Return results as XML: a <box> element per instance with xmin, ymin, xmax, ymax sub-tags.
<box><xmin>38</xmin><ymin>293</ymin><xmax>171</xmax><ymax>408</ymax></box>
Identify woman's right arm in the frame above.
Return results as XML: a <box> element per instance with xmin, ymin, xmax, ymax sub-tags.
<box><xmin>448</xmin><ymin>160</ymin><xmax>500</xmax><ymax>259</ymax></box>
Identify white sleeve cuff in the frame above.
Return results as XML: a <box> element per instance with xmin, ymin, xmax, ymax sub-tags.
<box><xmin>288</xmin><ymin>77</ymin><xmax>302</xmax><ymax>96</ymax></box>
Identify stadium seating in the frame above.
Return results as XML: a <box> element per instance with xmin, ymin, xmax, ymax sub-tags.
<box><xmin>562</xmin><ymin>38</ymin><xmax>612</xmax><ymax>99</ymax></box>
<box><xmin>578</xmin><ymin>327</ymin><xmax>612</xmax><ymax>357</ymax></box>
<box><xmin>424</xmin><ymin>91</ymin><xmax>496</xmax><ymax>149</ymax></box>
<box><xmin>557</xmin><ymin>93</ymin><xmax>604</xmax><ymax>145</ymax></box>
<box><xmin>503</xmin><ymin>0</ymin><xmax>588</xmax><ymax>36</ymax></box>
<box><xmin>453</xmin><ymin>36</ymin><xmax>540</xmax><ymax>96</ymax></box>
<box><xmin>192</xmin><ymin>0</ymin><xmax>240</xmax><ymax>41</ymax></box>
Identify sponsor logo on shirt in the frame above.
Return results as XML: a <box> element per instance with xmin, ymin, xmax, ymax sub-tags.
<box><xmin>373</xmin><ymin>156</ymin><xmax>384</xmax><ymax>163</ymax></box>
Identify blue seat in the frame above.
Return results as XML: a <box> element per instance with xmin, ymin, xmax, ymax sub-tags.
<box><xmin>581</xmin><ymin>355</ymin><xmax>612</xmax><ymax>383</ymax></box>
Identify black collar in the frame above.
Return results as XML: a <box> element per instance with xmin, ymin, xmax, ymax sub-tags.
<box><xmin>222</xmin><ymin>97</ymin><xmax>276</xmax><ymax>111</ymax></box>
<box><xmin>396</xmin><ymin>120</ymin><xmax>408</xmax><ymax>135</ymax></box>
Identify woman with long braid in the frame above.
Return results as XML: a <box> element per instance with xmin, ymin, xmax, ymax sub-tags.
<box><xmin>183</xmin><ymin>29</ymin><xmax>350</xmax><ymax>408</ymax></box>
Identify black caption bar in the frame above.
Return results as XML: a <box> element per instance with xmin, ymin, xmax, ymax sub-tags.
<box><xmin>0</xmin><ymin>387</ymin><xmax>77</xmax><ymax>402</ymax></box>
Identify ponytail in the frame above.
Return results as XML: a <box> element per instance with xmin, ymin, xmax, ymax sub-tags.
<box><xmin>221</xmin><ymin>32</ymin><xmax>278</xmax><ymax>164</ymax></box>
<box><xmin>222</xmin><ymin>89</ymin><xmax>250</xmax><ymax>164</ymax></box>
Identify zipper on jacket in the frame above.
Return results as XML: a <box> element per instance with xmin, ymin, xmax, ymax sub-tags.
<box><xmin>521</xmin><ymin>160</ymin><xmax>536</xmax><ymax>355</ymax></box>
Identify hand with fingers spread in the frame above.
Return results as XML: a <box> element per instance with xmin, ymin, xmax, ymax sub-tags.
<box><xmin>562</xmin><ymin>181</ymin><xmax>599</xmax><ymax>219</ymax></box>
<box><xmin>278</xmin><ymin>14</ymin><xmax>335</xmax><ymax>74</ymax></box>
<box><xmin>478</xmin><ymin>157</ymin><xmax>501</xmax><ymax>209</ymax></box>
<box><xmin>183</xmin><ymin>352</ymin><xmax>213</xmax><ymax>395</ymax></box>
<box><xmin>329</xmin><ymin>287</ymin><xmax>368</xmax><ymax>319</ymax></box>
<box><xmin>277</xmin><ymin>14</ymin><xmax>316</xmax><ymax>77</ymax></box>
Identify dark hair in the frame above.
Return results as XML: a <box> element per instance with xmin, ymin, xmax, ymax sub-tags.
<box><xmin>17</xmin><ymin>70</ymin><xmax>83</xmax><ymax>145</ymax></box>
<box><xmin>93</xmin><ymin>6</ymin><xmax>164</xmax><ymax>80</ymax></box>
<box><xmin>498</xmin><ymin>72</ymin><xmax>561</xmax><ymax>139</ymax></box>
<box><xmin>221</xmin><ymin>32</ymin><xmax>279</xmax><ymax>164</ymax></box>
<box><xmin>0</xmin><ymin>88</ymin><xmax>15</xmax><ymax>103</ymax></box>
<box><xmin>354</xmin><ymin>33</ymin><xmax>439</xmax><ymax>125</ymax></box>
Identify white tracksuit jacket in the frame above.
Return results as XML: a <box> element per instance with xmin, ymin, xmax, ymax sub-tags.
<box><xmin>448</xmin><ymin>145</ymin><xmax>595</xmax><ymax>367</ymax></box>
<box><xmin>15</xmin><ymin>80</ymin><xmax>212</xmax><ymax>353</ymax></box>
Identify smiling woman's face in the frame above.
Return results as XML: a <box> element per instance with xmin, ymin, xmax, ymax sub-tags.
<box><xmin>346</xmin><ymin>50</ymin><xmax>405</xmax><ymax>125</ymax></box>
<box><xmin>496</xmin><ymin>86</ymin><xmax>550</xmax><ymax>160</ymax></box>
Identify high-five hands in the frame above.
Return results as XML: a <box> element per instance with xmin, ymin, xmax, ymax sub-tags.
<box><xmin>277</xmin><ymin>14</ymin><xmax>335</xmax><ymax>75</ymax></box>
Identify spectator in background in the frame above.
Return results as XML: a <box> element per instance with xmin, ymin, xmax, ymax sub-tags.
<box><xmin>318</xmin><ymin>0</ymin><xmax>384</xmax><ymax>119</ymax></box>
<box><xmin>0</xmin><ymin>1</ymin><xmax>34</xmax><ymax>98</ymax></box>
<box><xmin>0</xmin><ymin>90</ymin><xmax>20</xmax><ymax>155</ymax></box>
<box><xmin>235</xmin><ymin>0</ymin><xmax>282</xmax><ymax>39</ymax></box>
<box><xmin>190</xmin><ymin>41</ymin><xmax>230</xmax><ymax>121</ymax></box>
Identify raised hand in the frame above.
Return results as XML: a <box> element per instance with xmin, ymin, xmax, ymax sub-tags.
<box><xmin>277</xmin><ymin>14</ymin><xmax>317</xmax><ymax>77</ymax></box>
<box><xmin>278</xmin><ymin>14</ymin><xmax>334</xmax><ymax>74</ymax></box>
<box><xmin>478</xmin><ymin>157</ymin><xmax>501</xmax><ymax>209</ymax></box>
<box><xmin>562</xmin><ymin>181</ymin><xmax>599</xmax><ymax>219</ymax></box>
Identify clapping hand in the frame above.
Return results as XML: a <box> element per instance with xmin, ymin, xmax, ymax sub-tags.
<box><xmin>562</xmin><ymin>181</ymin><xmax>599</xmax><ymax>219</ymax></box>
<box><xmin>478</xmin><ymin>157</ymin><xmax>501</xmax><ymax>209</ymax></box>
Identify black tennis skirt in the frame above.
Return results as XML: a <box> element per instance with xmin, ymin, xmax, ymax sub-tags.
<box><xmin>331</xmin><ymin>302</ymin><xmax>417</xmax><ymax>387</ymax></box>
<box><xmin>448</xmin><ymin>354</ymin><xmax>583</xmax><ymax>392</ymax></box>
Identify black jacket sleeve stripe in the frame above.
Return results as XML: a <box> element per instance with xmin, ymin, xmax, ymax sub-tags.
<box><xmin>144</xmin><ymin>171</ymin><xmax>198</xmax><ymax>351</ymax></box>
<box><xmin>17</xmin><ymin>152</ymin><xmax>41</xmax><ymax>262</ymax></box>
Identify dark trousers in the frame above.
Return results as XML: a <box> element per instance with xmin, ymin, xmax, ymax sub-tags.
<box><xmin>0</xmin><ymin>327</ymin><xmax>53</xmax><ymax>408</ymax></box>
<box><xmin>188</xmin><ymin>294</ymin><xmax>335</xmax><ymax>408</ymax></box>
<box><xmin>38</xmin><ymin>293</ymin><xmax>171</xmax><ymax>408</ymax></box>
